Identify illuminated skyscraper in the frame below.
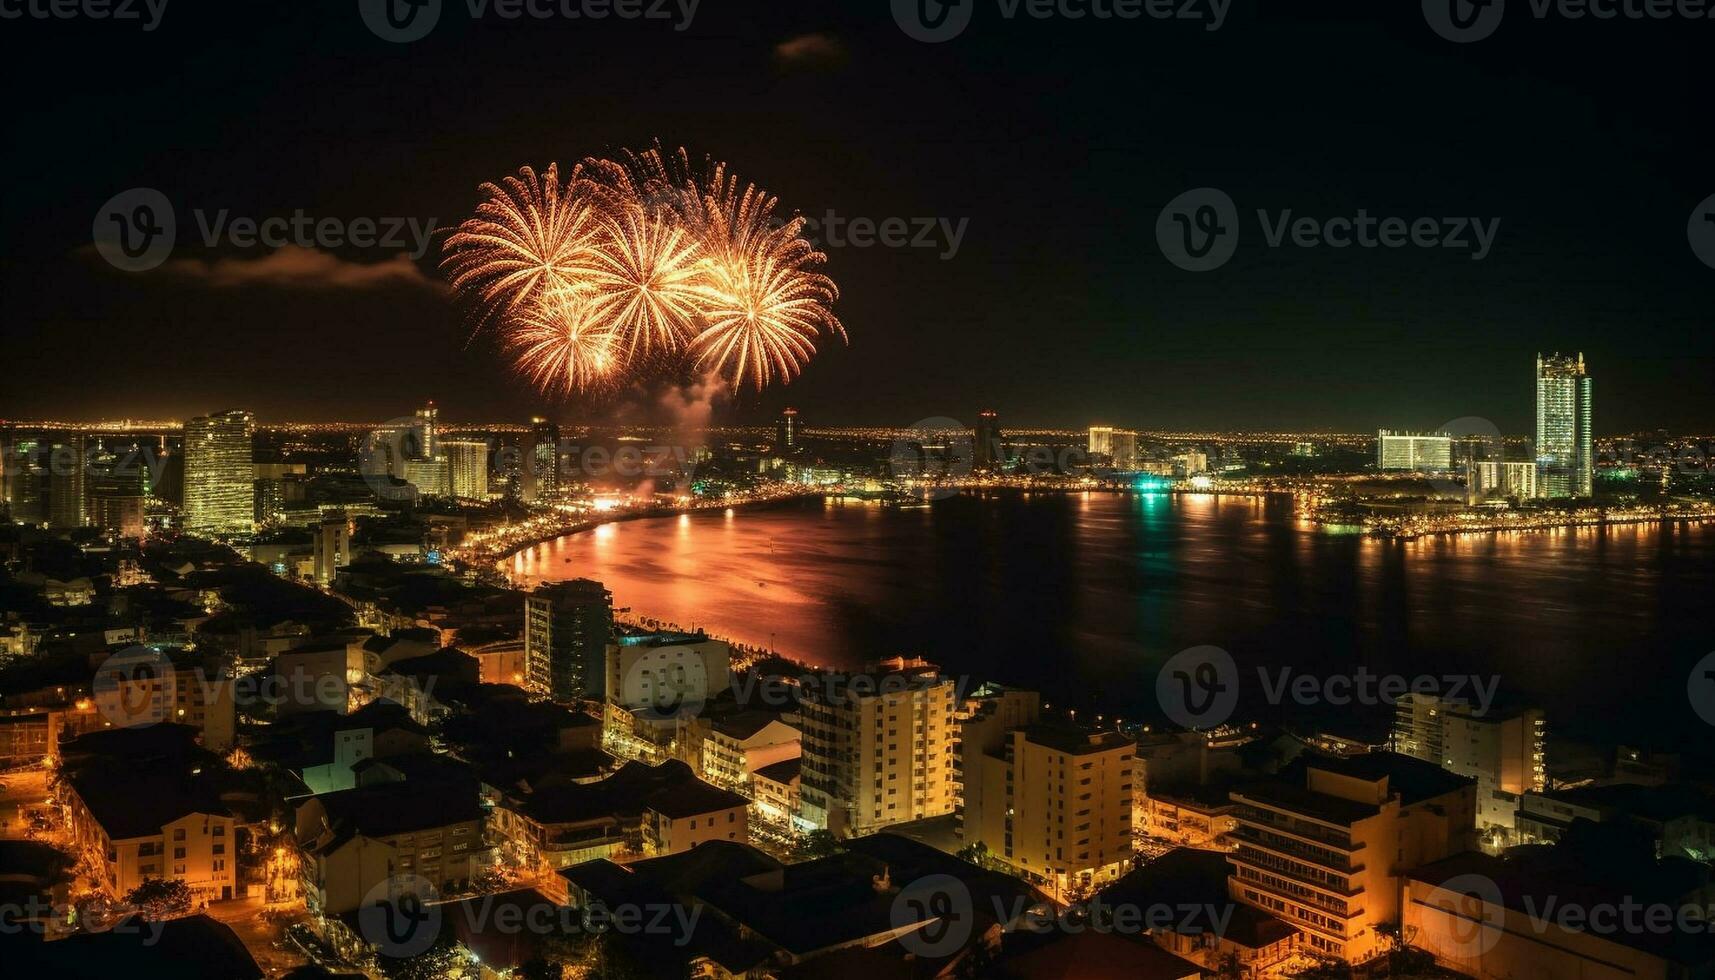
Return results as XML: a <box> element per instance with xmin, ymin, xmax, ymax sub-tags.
<box><xmin>525</xmin><ymin>579</ymin><xmax>614</xmax><ymax>701</ymax></box>
<box><xmin>1087</xmin><ymin>426</ymin><xmax>1138</xmax><ymax>469</ymax></box>
<box><xmin>973</xmin><ymin>410</ymin><xmax>1001</xmax><ymax>471</ymax></box>
<box><xmin>46</xmin><ymin>435</ymin><xmax>85</xmax><ymax>529</ymax></box>
<box><xmin>411</xmin><ymin>401</ymin><xmax>438</xmax><ymax>461</ymax></box>
<box><xmin>183</xmin><ymin>410</ymin><xmax>255</xmax><ymax>536</ymax></box>
<box><xmin>1535</xmin><ymin>353</ymin><xmax>1593</xmax><ymax>498</ymax></box>
<box><xmin>775</xmin><ymin>408</ymin><xmax>799</xmax><ymax>455</ymax></box>
<box><xmin>444</xmin><ymin>439</ymin><xmax>490</xmax><ymax>500</ymax></box>
<box><xmin>528</xmin><ymin>416</ymin><xmax>559</xmax><ymax>500</ymax></box>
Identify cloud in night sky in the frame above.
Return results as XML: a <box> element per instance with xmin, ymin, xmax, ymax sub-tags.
<box><xmin>774</xmin><ymin>32</ymin><xmax>848</xmax><ymax>73</ymax></box>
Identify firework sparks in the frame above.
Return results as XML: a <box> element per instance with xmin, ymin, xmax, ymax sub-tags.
<box><xmin>444</xmin><ymin>148</ymin><xmax>845</xmax><ymax>399</ymax></box>
<box><xmin>441</xmin><ymin>163</ymin><xmax>601</xmax><ymax>329</ymax></box>
<box><xmin>503</xmin><ymin>287</ymin><xmax>619</xmax><ymax>397</ymax></box>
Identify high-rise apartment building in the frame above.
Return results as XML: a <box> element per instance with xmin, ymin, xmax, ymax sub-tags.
<box><xmin>1535</xmin><ymin>353</ymin><xmax>1593</xmax><ymax>498</ymax></box>
<box><xmin>444</xmin><ymin>439</ymin><xmax>490</xmax><ymax>500</ymax></box>
<box><xmin>1376</xmin><ymin>431</ymin><xmax>1453</xmax><ymax>471</ymax></box>
<box><xmin>775</xmin><ymin>408</ymin><xmax>800</xmax><ymax>455</ymax></box>
<box><xmin>525</xmin><ymin>579</ymin><xmax>614</xmax><ymax>702</ymax></box>
<box><xmin>526</xmin><ymin>416</ymin><xmax>559</xmax><ymax>501</ymax></box>
<box><xmin>973</xmin><ymin>410</ymin><xmax>1001</xmax><ymax>471</ymax></box>
<box><xmin>183</xmin><ymin>410</ymin><xmax>255</xmax><ymax>536</ymax></box>
<box><xmin>312</xmin><ymin>515</ymin><xmax>350</xmax><ymax>586</ymax></box>
<box><xmin>412</xmin><ymin>401</ymin><xmax>438</xmax><ymax>460</ymax></box>
<box><xmin>1392</xmin><ymin>694</ymin><xmax>1546</xmax><ymax>832</ymax></box>
<box><xmin>1227</xmin><ymin>753</ymin><xmax>1477</xmax><ymax>963</ymax></box>
<box><xmin>1467</xmin><ymin>460</ymin><xmax>1540</xmax><ymax>503</ymax></box>
<box><xmin>46</xmin><ymin>435</ymin><xmax>86</xmax><ymax>529</ymax></box>
<box><xmin>1088</xmin><ymin>426</ymin><xmax>1139</xmax><ymax>469</ymax></box>
<box><xmin>959</xmin><ymin>688</ymin><xmax>1134</xmax><ymax>900</ymax></box>
<box><xmin>798</xmin><ymin>657</ymin><xmax>958</xmax><ymax>837</ymax></box>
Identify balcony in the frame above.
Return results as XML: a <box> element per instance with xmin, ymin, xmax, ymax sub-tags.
<box><xmin>1231</xmin><ymin>829</ymin><xmax>1363</xmax><ymax>877</ymax></box>
<box><xmin>1234</xmin><ymin>864</ymin><xmax>1362</xmax><ymax>917</ymax></box>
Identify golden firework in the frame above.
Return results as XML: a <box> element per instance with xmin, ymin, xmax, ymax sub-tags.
<box><xmin>503</xmin><ymin>286</ymin><xmax>619</xmax><ymax>397</ymax></box>
<box><xmin>442</xmin><ymin>163</ymin><xmax>601</xmax><ymax>329</ymax></box>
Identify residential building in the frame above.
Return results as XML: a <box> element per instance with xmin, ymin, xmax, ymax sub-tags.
<box><xmin>1536</xmin><ymin>352</ymin><xmax>1594</xmax><ymax>498</ymax></box>
<box><xmin>295</xmin><ymin>779</ymin><xmax>487</xmax><ymax>915</ymax></box>
<box><xmin>1392</xmin><ymin>694</ymin><xmax>1546</xmax><ymax>832</ymax></box>
<box><xmin>525</xmin><ymin>579</ymin><xmax>614</xmax><ymax>702</ymax></box>
<box><xmin>488</xmin><ymin>759</ymin><xmax>747</xmax><ymax>875</ymax></box>
<box><xmin>959</xmin><ymin>688</ymin><xmax>1134</xmax><ymax>899</ymax></box>
<box><xmin>1099</xmin><ymin>848</ymin><xmax>1300</xmax><ymax>980</ymax></box>
<box><xmin>89</xmin><ymin>649</ymin><xmax>237</xmax><ymax>753</ymax></box>
<box><xmin>0</xmin><ymin>710</ymin><xmax>61</xmax><ymax>768</ymax></box>
<box><xmin>63</xmin><ymin>765</ymin><xmax>238</xmax><ymax>902</ymax></box>
<box><xmin>973</xmin><ymin>409</ymin><xmax>1001</xmax><ymax>470</ymax></box>
<box><xmin>701</xmin><ymin>711</ymin><xmax>801</xmax><ymax>790</ymax></box>
<box><xmin>182</xmin><ymin>410</ymin><xmax>255</xmax><ymax>536</ymax></box>
<box><xmin>752</xmin><ymin>758</ymin><xmax>802</xmax><ymax>828</ymax></box>
<box><xmin>443</xmin><ymin>438</ymin><xmax>490</xmax><ymax>500</ymax></box>
<box><xmin>798</xmin><ymin>657</ymin><xmax>958</xmax><ymax>837</ymax></box>
<box><xmin>1376</xmin><ymin>430</ymin><xmax>1453</xmax><ymax>471</ymax></box>
<box><xmin>1517</xmin><ymin>783</ymin><xmax>1715</xmax><ymax>861</ymax></box>
<box><xmin>1468</xmin><ymin>459</ymin><xmax>1541</xmax><ymax>502</ymax></box>
<box><xmin>1227</xmin><ymin>752</ymin><xmax>1478</xmax><ymax>963</ymax></box>
<box><xmin>1404</xmin><ymin>828</ymin><xmax>1715</xmax><ymax>980</ymax></box>
<box><xmin>311</xmin><ymin>515</ymin><xmax>349</xmax><ymax>586</ymax></box>
<box><xmin>1088</xmin><ymin>426</ymin><xmax>1138</xmax><ymax>469</ymax></box>
<box><xmin>273</xmin><ymin>640</ymin><xmax>367</xmax><ymax>716</ymax></box>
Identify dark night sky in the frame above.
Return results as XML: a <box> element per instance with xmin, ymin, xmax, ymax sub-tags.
<box><xmin>1</xmin><ymin>0</ymin><xmax>1709</xmax><ymax>433</ymax></box>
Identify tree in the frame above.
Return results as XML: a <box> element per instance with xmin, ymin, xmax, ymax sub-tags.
<box><xmin>125</xmin><ymin>877</ymin><xmax>192</xmax><ymax>920</ymax></box>
<box><xmin>799</xmin><ymin>829</ymin><xmax>840</xmax><ymax>859</ymax></box>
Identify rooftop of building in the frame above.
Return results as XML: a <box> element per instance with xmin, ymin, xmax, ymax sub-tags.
<box><xmin>0</xmin><ymin>913</ymin><xmax>262</xmax><ymax>979</ymax></box>
<box><xmin>712</xmin><ymin>709</ymin><xmax>796</xmax><ymax>741</ymax></box>
<box><xmin>1305</xmin><ymin>750</ymin><xmax>1477</xmax><ymax>805</ymax></box>
<box><xmin>994</xmin><ymin>927</ymin><xmax>1207</xmax><ymax>980</ymax></box>
<box><xmin>1099</xmin><ymin>848</ymin><xmax>1296</xmax><ymax>950</ymax></box>
<box><xmin>753</xmin><ymin>757</ymin><xmax>802</xmax><ymax>785</ymax></box>
<box><xmin>67</xmin><ymin>761</ymin><xmax>231</xmax><ymax>840</ymax></box>
<box><xmin>1527</xmin><ymin>782</ymin><xmax>1715</xmax><ymax>821</ymax></box>
<box><xmin>1022</xmin><ymin>724</ymin><xmax>1134</xmax><ymax>756</ymax></box>
<box><xmin>303</xmin><ymin>777</ymin><xmax>484</xmax><ymax>848</ymax></box>
<box><xmin>517</xmin><ymin>759</ymin><xmax>745</xmax><ymax>825</ymax></box>
<box><xmin>1409</xmin><ymin>832</ymin><xmax>1715</xmax><ymax>966</ymax></box>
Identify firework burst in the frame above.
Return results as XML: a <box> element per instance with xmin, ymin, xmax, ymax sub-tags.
<box><xmin>503</xmin><ymin>286</ymin><xmax>619</xmax><ymax>397</ymax></box>
<box><xmin>445</xmin><ymin>148</ymin><xmax>845</xmax><ymax>399</ymax></box>
<box><xmin>441</xmin><ymin>163</ymin><xmax>601</xmax><ymax>329</ymax></box>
